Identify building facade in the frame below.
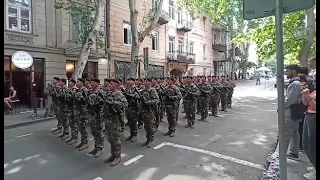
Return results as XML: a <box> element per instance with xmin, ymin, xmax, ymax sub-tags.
<box><xmin>4</xmin><ymin>0</ymin><xmax>107</xmax><ymax>108</ymax></box>
<box><xmin>107</xmin><ymin>0</ymin><xmax>230</xmax><ymax>78</ymax></box>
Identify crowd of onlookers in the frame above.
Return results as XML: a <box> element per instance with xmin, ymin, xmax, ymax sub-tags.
<box><xmin>284</xmin><ymin>57</ymin><xmax>316</xmax><ymax>180</ymax></box>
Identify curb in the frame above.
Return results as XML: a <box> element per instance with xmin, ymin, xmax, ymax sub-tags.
<box><xmin>4</xmin><ymin>116</ymin><xmax>56</xmax><ymax>130</ymax></box>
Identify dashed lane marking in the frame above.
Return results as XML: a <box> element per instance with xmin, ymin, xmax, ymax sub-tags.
<box><xmin>154</xmin><ymin>142</ymin><xmax>264</xmax><ymax>170</ymax></box>
<box><xmin>123</xmin><ymin>154</ymin><xmax>144</xmax><ymax>166</ymax></box>
<box><xmin>93</xmin><ymin>177</ymin><xmax>103</xmax><ymax>180</ymax></box>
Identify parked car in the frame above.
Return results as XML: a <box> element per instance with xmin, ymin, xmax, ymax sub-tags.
<box><xmin>274</xmin><ymin>75</ymin><xmax>289</xmax><ymax>88</ymax></box>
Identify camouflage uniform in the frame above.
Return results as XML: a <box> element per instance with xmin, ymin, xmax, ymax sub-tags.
<box><xmin>210</xmin><ymin>81</ymin><xmax>221</xmax><ymax>116</ymax></box>
<box><xmin>66</xmin><ymin>86</ymin><xmax>78</xmax><ymax>141</ymax></box>
<box><xmin>50</xmin><ymin>86</ymin><xmax>61</xmax><ymax>130</ymax></box>
<box><xmin>74</xmin><ymin>87</ymin><xmax>89</xmax><ymax>146</ymax></box>
<box><xmin>56</xmin><ymin>86</ymin><xmax>70</xmax><ymax>136</ymax></box>
<box><xmin>103</xmin><ymin>90</ymin><xmax>128</xmax><ymax>159</ymax></box>
<box><xmin>174</xmin><ymin>82</ymin><xmax>182</xmax><ymax>121</ymax></box>
<box><xmin>157</xmin><ymin>84</ymin><xmax>166</xmax><ymax>122</ymax></box>
<box><xmin>137</xmin><ymin>85</ymin><xmax>145</xmax><ymax>128</ymax></box>
<box><xmin>124</xmin><ymin>86</ymin><xmax>140</xmax><ymax>138</ymax></box>
<box><xmin>118</xmin><ymin>85</ymin><xmax>126</xmax><ymax>133</ymax></box>
<box><xmin>140</xmin><ymin>87</ymin><xmax>160</xmax><ymax>143</ymax></box>
<box><xmin>220</xmin><ymin>82</ymin><xmax>229</xmax><ymax>111</ymax></box>
<box><xmin>44</xmin><ymin>83</ymin><xmax>54</xmax><ymax>117</ymax></box>
<box><xmin>227</xmin><ymin>81</ymin><xmax>236</xmax><ymax>108</ymax></box>
<box><xmin>163</xmin><ymin>85</ymin><xmax>182</xmax><ymax>133</ymax></box>
<box><xmin>181</xmin><ymin>83</ymin><xmax>200</xmax><ymax>128</ymax></box>
<box><xmin>87</xmin><ymin>89</ymin><xmax>104</xmax><ymax>152</ymax></box>
<box><xmin>197</xmin><ymin>82</ymin><xmax>212</xmax><ymax>121</ymax></box>
<box><xmin>153</xmin><ymin>84</ymin><xmax>161</xmax><ymax>130</ymax></box>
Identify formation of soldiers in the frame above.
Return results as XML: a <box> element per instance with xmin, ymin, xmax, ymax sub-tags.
<box><xmin>44</xmin><ymin>75</ymin><xmax>236</xmax><ymax>167</ymax></box>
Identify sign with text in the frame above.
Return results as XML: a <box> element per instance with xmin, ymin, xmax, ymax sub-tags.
<box><xmin>11</xmin><ymin>51</ymin><xmax>34</xmax><ymax>69</ymax></box>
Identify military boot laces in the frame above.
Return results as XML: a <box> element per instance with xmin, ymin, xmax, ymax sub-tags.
<box><xmin>130</xmin><ymin>136</ymin><xmax>137</xmax><ymax>142</ymax></box>
<box><xmin>94</xmin><ymin>150</ymin><xmax>103</xmax><ymax>158</ymax></box>
<box><xmin>78</xmin><ymin>143</ymin><xmax>89</xmax><ymax>151</ymax></box>
<box><xmin>104</xmin><ymin>155</ymin><xmax>115</xmax><ymax>163</ymax></box>
<box><xmin>88</xmin><ymin>148</ymin><xmax>98</xmax><ymax>155</ymax></box>
<box><xmin>110</xmin><ymin>157</ymin><xmax>121</xmax><ymax>167</ymax></box>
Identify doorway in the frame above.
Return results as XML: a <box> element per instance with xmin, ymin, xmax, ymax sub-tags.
<box><xmin>170</xmin><ymin>68</ymin><xmax>184</xmax><ymax>78</ymax></box>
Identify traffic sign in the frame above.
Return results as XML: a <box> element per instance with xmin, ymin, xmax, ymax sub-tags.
<box><xmin>243</xmin><ymin>0</ymin><xmax>315</xmax><ymax>20</ymax></box>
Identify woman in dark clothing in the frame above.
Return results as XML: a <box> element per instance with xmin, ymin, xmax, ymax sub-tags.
<box><xmin>4</xmin><ymin>86</ymin><xmax>18</xmax><ymax>109</ymax></box>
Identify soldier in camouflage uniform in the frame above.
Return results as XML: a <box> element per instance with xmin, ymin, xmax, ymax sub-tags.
<box><xmin>118</xmin><ymin>79</ymin><xmax>126</xmax><ymax>134</ymax></box>
<box><xmin>123</xmin><ymin>78</ymin><xmax>140</xmax><ymax>142</ymax></box>
<box><xmin>196</xmin><ymin>76</ymin><xmax>212</xmax><ymax>121</ymax></box>
<box><xmin>163</xmin><ymin>77</ymin><xmax>182</xmax><ymax>137</ymax></box>
<box><xmin>103</xmin><ymin>79</ymin><xmax>128</xmax><ymax>167</ymax></box>
<box><xmin>157</xmin><ymin>78</ymin><xmax>165</xmax><ymax>122</ymax></box>
<box><xmin>173</xmin><ymin>77</ymin><xmax>182</xmax><ymax>122</ymax></box>
<box><xmin>86</xmin><ymin>79</ymin><xmax>104</xmax><ymax>158</ymax></box>
<box><xmin>44</xmin><ymin>83</ymin><xmax>54</xmax><ymax>118</ymax></box>
<box><xmin>209</xmin><ymin>76</ymin><xmax>221</xmax><ymax>117</ymax></box>
<box><xmin>55</xmin><ymin>78</ymin><xmax>70</xmax><ymax>139</ymax></box>
<box><xmin>50</xmin><ymin>77</ymin><xmax>62</xmax><ymax>134</ymax></box>
<box><xmin>195</xmin><ymin>76</ymin><xmax>201</xmax><ymax>114</ymax></box>
<box><xmin>136</xmin><ymin>79</ymin><xmax>145</xmax><ymax>129</ymax></box>
<box><xmin>139</xmin><ymin>78</ymin><xmax>160</xmax><ymax>148</ymax></box>
<box><xmin>219</xmin><ymin>77</ymin><xmax>229</xmax><ymax>111</ymax></box>
<box><xmin>226</xmin><ymin>77</ymin><xmax>236</xmax><ymax>108</ymax></box>
<box><xmin>152</xmin><ymin>79</ymin><xmax>161</xmax><ymax>131</ymax></box>
<box><xmin>73</xmin><ymin>78</ymin><xmax>89</xmax><ymax>150</ymax></box>
<box><xmin>65</xmin><ymin>79</ymin><xmax>78</xmax><ymax>144</ymax></box>
<box><xmin>181</xmin><ymin>76</ymin><xmax>200</xmax><ymax>129</ymax></box>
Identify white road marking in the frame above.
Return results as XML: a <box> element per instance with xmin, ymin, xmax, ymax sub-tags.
<box><xmin>50</xmin><ymin>128</ymin><xmax>57</xmax><ymax>130</ymax></box>
<box><xmin>4</xmin><ymin>139</ymin><xmax>15</xmax><ymax>143</ymax></box>
<box><xmin>93</xmin><ymin>177</ymin><xmax>103</xmax><ymax>180</ymax></box>
<box><xmin>153</xmin><ymin>142</ymin><xmax>167</xmax><ymax>150</ymax></box>
<box><xmin>4</xmin><ymin>163</ymin><xmax>9</xmax><ymax>168</ymax></box>
<box><xmin>123</xmin><ymin>154</ymin><xmax>144</xmax><ymax>166</ymax></box>
<box><xmin>162</xmin><ymin>142</ymin><xmax>264</xmax><ymax>170</ymax></box>
<box><xmin>15</xmin><ymin>133</ymin><xmax>34</xmax><ymax>139</ymax></box>
<box><xmin>24</xmin><ymin>154</ymin><xmax>40</xmax><ymax>161</ymax></box>
<box><xmin>12</xmin><ymin>159</ymin><xmax>22</xmax><ymax>164</ymax></box>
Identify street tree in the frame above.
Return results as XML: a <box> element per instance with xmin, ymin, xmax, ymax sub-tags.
<box><xmin>129</xmin><ymin>0</ymin><xmax>164</xmax><ymax>78</ymax></box>
<box><xmin>55</xmin><ymin>0</ymin><xmax>106</xmax><ymax>79</ymax></box>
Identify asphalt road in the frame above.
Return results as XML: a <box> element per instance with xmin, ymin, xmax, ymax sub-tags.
<box><xmin>4</xmin><ymin>80</ymin><xmax>278</xmax><ymax>180</ymax></box>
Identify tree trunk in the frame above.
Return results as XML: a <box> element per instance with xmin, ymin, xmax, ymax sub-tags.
<box><xmin>299</xmin><ymin>7</ymin><xmax>315</xmax><ymax>66</ymax></box>
<box><xmin>72</xmin><ymin>0</ymin><xmax>106</xmax><ymax>79</ymax></box>
<box><xmin>129</xmin><ymin>0</ymin><xmax>164</xmax><ymax>78</ymax></box>
<box><xmin>242</xmin><ymin>43</ymin><xmax>250</xmax><ymax>79</ymax></box>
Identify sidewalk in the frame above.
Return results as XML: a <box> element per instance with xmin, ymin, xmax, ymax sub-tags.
<box><xmin>271</xmin><ymin>142</ymin><xmax>314</xmax><ymax>180</ymax></box>
<box><xmin>4</xmin><ymin>109</ymin><xmax>55</xmax><ymax>130</ymax></box>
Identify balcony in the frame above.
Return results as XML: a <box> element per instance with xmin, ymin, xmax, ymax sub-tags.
<box><xmin>149</xmin><ymin>9</ymin><xmax>170</xmax><ymax>25</ymax></box>
<box><xmin>176</xmin><ymin>20</ymin><xmax>193</xmax><ymax>32</ymax></box>
<box><xmin>212</xmin><ymin>43</ymin><xmax>227</xmax><ymax>52</ymax></box>
<box><xmin>166</xmin><ymin>51</ymin><xmax>195</xmax><ymax>64</ymax></box>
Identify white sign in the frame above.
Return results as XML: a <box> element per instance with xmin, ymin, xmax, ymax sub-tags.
<box><xmin>12</xmin><ymin>51</ymin><xmax>33</xmax><ymax>69</ymax></box>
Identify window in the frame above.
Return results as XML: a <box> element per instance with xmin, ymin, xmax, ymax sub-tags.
<box><xmin>203</xmin><ymin>44</ymin><xmax>206</xmax><ymax>59</ymax></box>
<box><xmin>152</xmin><ymin>0</ymin><xmax>159</xmax><ymax>11</ymax></box>
<box><xmin>188</xmin><ymin>68</ymin><xmax>194</xmax><ymax>76</ymax></box>
<box><xmin>72</xmin><ymin>20</ymin><xmax>81</xmax><ymax>40</ymax></box>
<box><xmin>66</xmin><ymin>61</ymin><xmax>98</xmax><ymax>80</ymax></box>
<box><xmin>178</xmin><ymin>39</ymin><xmax>184</xmax><ymax>54</ymax></box>
<box><xmin>169</xmin><ymin>37</ymin><xmax>175</xmax><ymax>53</ymax></box>
<box><xmin>152</xmin><ymin>31</ymin><xmax>159</xmax><ymax>51</ymax></box>
<box><xmin>189</xmin><ymin>42</ymin><xmax>194</xmax><ymax>54</ymax></box>
<box><xmin>177</xmin><ymin>10</ymin><xmax>182</xmax><ymax>24</ymax></box>
<box><xmin>203</xmin><ymin>68</ymin><xmax>207</xmax><ymax>75</ymax></box>
<box><xmin>7</xmin><ymin>0</ymin><xmax>32</xmax><ymax>33</ymax></box>
<box><xmin>168</xmin><ymin>0</ymin><xmax>175</xmax><ymax>20</ymax></box>
<box><xmin>123</xmin><ymin>23</ymin><xmax>132</xmax><ymax>45</ymax></box>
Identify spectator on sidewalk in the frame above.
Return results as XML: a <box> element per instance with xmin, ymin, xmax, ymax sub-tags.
<box><xmin>4</xmin><ymin>86</ymin><xmax>18</xmax><ymax>110</ymax></box>
<box><xmin>308</xmin><ymin>57</ymin><xmax>316</xmax><ymax>80</ymax></box>
<box><xmin>299</xmin><ymin>66</ymin><xmax>315</xmax><ymax>92</ymax></box>
<box><xmin>301</xmin><ymin>75</ymin><xmax>316</xmax><ymax>180</ymax></box>
<box><xmin>283</xmin><ymin>64</ymin><xmax>304</xmax><ymax>161</ymax></box>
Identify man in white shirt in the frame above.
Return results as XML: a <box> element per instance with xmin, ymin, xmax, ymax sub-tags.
<box><xmin>308</xmin><ymin>57</ymin><xmax>316</xmax><ymax>80</ymax></box>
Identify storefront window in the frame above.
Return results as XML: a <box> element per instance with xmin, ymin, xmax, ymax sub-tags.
<box><xmin>66</xmin><ymin>60</ymin><xmax>98</xmax><ymax>80</ymax></box>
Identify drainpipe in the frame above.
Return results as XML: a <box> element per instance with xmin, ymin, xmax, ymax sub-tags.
<box><xmin>165</xmin><ymin>24</ymin><xmax>167</xmax><ymax>77</ymax></box>
<box><xmin>106</xmin><ymin>0</ymin><xmax>111</xmax><ymax>78</ymax></box>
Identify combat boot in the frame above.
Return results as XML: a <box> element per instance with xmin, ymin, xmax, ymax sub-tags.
<box><xmin>110</xmin><ymin>157</ymin><xmax>121</xmax><ymax>167</ymax></box>
<box><xmin>51</xmin><ymin>128</ymin><xmax>58</xmax><ymax>133</ymax></box>
<box><xmin>58</xmin><ymin>133</ymin><xmax>65</xmax><ymax>139</ymax></box>
<box><xmin>53</xmin><ymin>129</ymin><xmax>62</xmax><ymax>135</ymax></box>
<box><xmin>190</xmin><ymin>124</ymin><xmax>195</xmax><ymax>129</ymax></box>
<box><xmin>104</xmin><ymin>155</ymin><xmax>115</xmax><ymax>163</ymax></box>
<box><xmin>78</xmin><ymin>143</ymin><xmax>89</xmax><ymax>151</ymax></box>
<box><xmin>202</xmin><ymin>118</ymin><xmax>207</xmax><ymax>122</ymax></box>
<box><xmin>142</xmin><ymin>140</ymin><xmax>149</xmax><ymax>147</ymax></box>
<box><xmin>125</xmin><ymin>135</ymin><xmax>133</xmax><ymax>141</ymax></box>
<box><xmin>185</xmin><ymin>124</ymin><xmax>191</xmax><ymax>128</ymax></box>
<box><xmin>75</xmin><ymin>142</ymin><xmax>83</xmax><ymax>148</ymax></box>
<box><xmin>94</xmin><ymin>150</ymin><xmax>102</xmax><ymax>158</ymax></box>
<box><xmin>169</xmin><ymin>132</ymin><xmax>175</xmax><ymax>137</ymax></box>
<box><xmin>164</xmin><ymin>131</ymin><xmax>170</xmax><ymax>136</ymax></box>
<box><xmin>146</xmin><ymin>141</ymin><xmax>153</xmax><ymax>148</ymax></box>
<box><xmin>130</xmin><ymin>136</ymin><xmax>137</xmax><ymax>142</ymax></box>
<box><xmin>138</xmin><ymin>124</ymin><xmax>143</xmax><ymax>129</ymax></box>
<box><xmin>154</xmin><ymin>126</ymin><xmax>158</xmax><ymax>132</ymax></box>
<box><xmin>88</xmin><ymin>148</ymin><xmax>98</xmax><ymax>155</ymax></box>
<box><xmin>61</xmin><ymin>135</ymin><xmax>69</xmax><ymax>141</ymax></box>
<box><xmin>65</xmin><ymin>138</ymin><xmax>73</xmax><ymax>143</ymax></box>
<box><xmin>68</xmin><ymin>139</ymin><xmax>77</xmax><ymax>145</ymax></box>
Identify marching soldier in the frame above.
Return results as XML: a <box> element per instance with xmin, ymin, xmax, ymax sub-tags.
<box><xmin>44</xmin><ymin>83</ymin><xmax>54</xmax><ymax>118</ymax></box>
<box><xmin>65</xmin><ymin>79</ymin><xmax>78</xmax><ymax>143</ymax></box>
<box><xmin>50</xmin><ymin>77</ymin><xmax>62</xmax><ymax>134</ymax></box>
<box><xmin>220</xmin><ymin>77</ymin><xmax>229</xmax><ymax>111</ymax></box>
<box><xmin>181</xmin><ymin>76</ymin><xmax>200</xmax><ymax>129</ymax></box>
<box><xmin>226</xmin><ymin>77</ymin><xmax>236</xmax><ymax>108</ymax></box>
<box><xmin>139</xmin><ymin>78</ymin><xmax>160</xmax><ymax>148</ymax></box>
<box><xmin>103</xmin><ymin>79</ymin><xmax>128</xmax><ymax>167</ymax></box>
<box><xmin>152</xmin><ymin>79</ymin><xmax>161</xmax><ymax>132</ymax></box>
<box><xmin>74</xmin><ymin>78</ymin><xmax>89</xmax><ymax>150</ymax></box>
<box><xmin>162</xmin><ymin>77</ymin><xmax>182</xmax><ymax>137</ymax></box>
<box><xmin>196</xmin><ymin>76</ymin><xmax>212</xmax><ymax>122</ymax></box>
<box><xmin>210</xmin><ymin>76</ymin><xmax>221</xmax><ymax>117</ymax></box>
<box><xmin>55</xmin><ymin>78</ymin><xmax>70</xmax><ymax>139</ymax></box>
<box><xmin>123</xmin><ymin>78</ymin><xmax>140</xmax><ymax>142</ymax></box>
<box><xmin>86</xmin><ymin>79</ymin><xmax>104</xmax><ymax>158</ymax></box>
